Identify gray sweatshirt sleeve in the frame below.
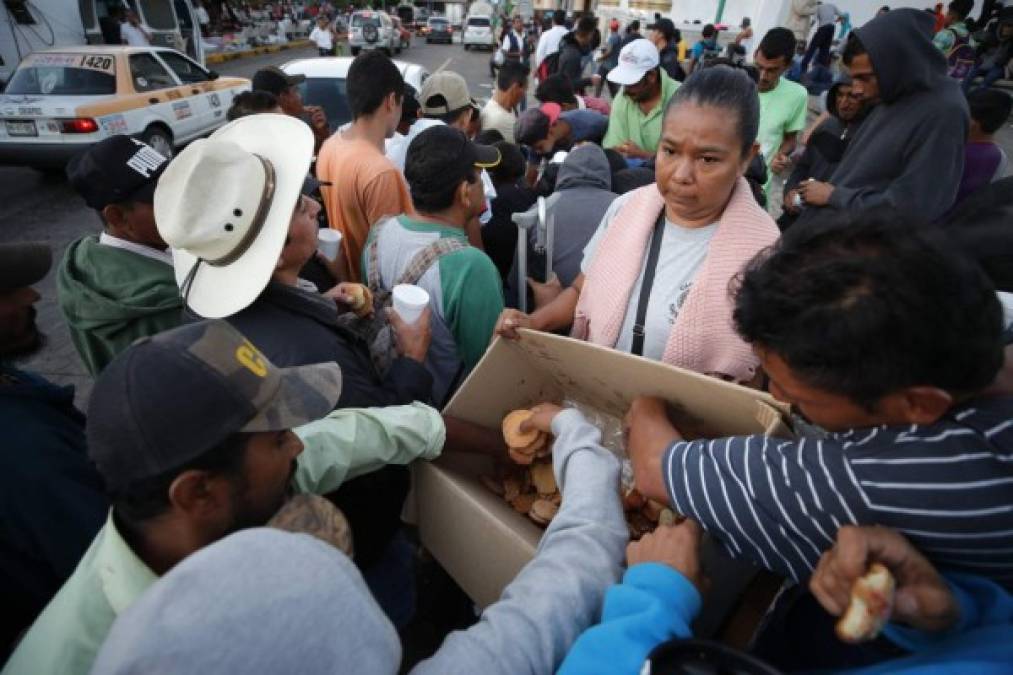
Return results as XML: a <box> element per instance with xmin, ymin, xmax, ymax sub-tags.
<box><xmin>410</xmin><ymin>408</ymin><xmax>628</xmax><ymax>675</ymax></box>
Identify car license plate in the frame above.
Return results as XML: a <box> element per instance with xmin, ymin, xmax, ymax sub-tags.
<box><xmin>5</xmin><ymin>120</ymin><xmax>38</xmax><ymax>137</ymax></box>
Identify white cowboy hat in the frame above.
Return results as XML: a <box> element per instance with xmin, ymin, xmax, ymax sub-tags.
<box><xmin>154</xmin><ymin>113</ymin><xmax>313</xmax><ymax>318</ymax></box>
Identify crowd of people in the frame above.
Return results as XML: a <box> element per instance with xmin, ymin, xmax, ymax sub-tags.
<box><xmin>2</xmin><ymin>4</ymin><xmax>1013</xmax><ymax>674</ymax></box>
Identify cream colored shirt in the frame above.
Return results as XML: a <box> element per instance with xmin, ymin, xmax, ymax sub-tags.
<box><xmin>480</xmin><ymin>98</ymin><xmax>517</xmax><ymax>143</ymax></box>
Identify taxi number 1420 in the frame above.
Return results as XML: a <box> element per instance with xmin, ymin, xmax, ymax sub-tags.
<box><xmin>80</xmin><ymin>55</ymin><xmax>114</xmax><ymax>73</ymax></box>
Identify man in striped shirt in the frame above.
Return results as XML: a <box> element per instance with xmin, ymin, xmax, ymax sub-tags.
<box><xmin>628</xmin><ymin>212</ymin><xmax>1013</xmax><ymax>590</ymax></box>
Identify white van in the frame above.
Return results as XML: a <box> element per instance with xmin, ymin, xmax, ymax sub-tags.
<box><xmin>463</xmin><ymin>15</ymin><xmax>495</xmax><ymax>50</ymax></box>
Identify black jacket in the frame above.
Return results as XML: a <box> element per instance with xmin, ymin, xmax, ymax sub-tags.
<box><xmin>659</xmin><ymin>44</ymin><xmax>686</xmax><ymax>81</ymax></box>
<box><xmin>209</xmin><ymin>281</ymin><xmax>433</xmax><ymax>408</ymax></box>
<box><xmin>557</xmin><ymin>32</ymin><xmax>593</xmax><ymax>91</ymax></box>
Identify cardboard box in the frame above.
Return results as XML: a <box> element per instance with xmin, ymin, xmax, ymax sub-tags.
<box><xmin>415</xmin><ymin>329</ymin><xmax>793</xmax><ymax>609</ymax></box>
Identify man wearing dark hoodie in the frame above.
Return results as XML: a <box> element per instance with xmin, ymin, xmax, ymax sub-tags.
<box><xmin>58</xmin><ymin>136</ymin><xmax>182</xmax><ymax>375</ymax></box>
<box><xmin>556</xmin><ymin>16</ymin><xmax>598</xmax><ymax>93</ymax></box>
<box><xmin>506</xmin><ymin>144</ymin><xmax>618</xmax><ymax>309</ymax></box>
<box><xmin>780</xmin><ymin>75</ymin><xmax>867</xmax><ymax>230</ymax></box>
<box><xmin>797</xmin><ymin>8</ymin><xmax>969</xmax><ymax>225</ymax></box>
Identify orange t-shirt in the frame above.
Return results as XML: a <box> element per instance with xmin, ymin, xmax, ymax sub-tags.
<box><xmin>316</xmin><ymin>133</ymin><xmax>413</xmax><ymax>282</ymax></box>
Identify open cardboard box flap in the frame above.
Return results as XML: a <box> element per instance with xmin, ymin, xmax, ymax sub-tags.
<box><xmin>415</xmin><ymin>330</ymin><xmax>793</xmax><ymax>608</ymax></box>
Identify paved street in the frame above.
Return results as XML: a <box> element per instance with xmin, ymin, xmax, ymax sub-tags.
<box><xmin>0</xmin><ymin>41</ymin><xmax>497</xmax><ymax>408</ymax></box>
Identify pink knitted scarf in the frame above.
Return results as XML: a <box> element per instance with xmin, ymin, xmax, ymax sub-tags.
<box><xmin>572</xmin><ymin>178</ymin><xmax>779</xmax><ymax>382</ymax></box>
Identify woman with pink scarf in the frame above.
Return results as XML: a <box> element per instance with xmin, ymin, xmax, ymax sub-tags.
<box><xmin>495</xmin><ymin>67</ymin><xmax>780</xmax><ymax>383</ymax></box>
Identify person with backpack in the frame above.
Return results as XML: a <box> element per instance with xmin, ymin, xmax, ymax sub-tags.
<box><xmin>362</xmin><ymin>126</ymin><xmax>505</xmax><ymax>406</ymax></box>
<box><xmin>555</xmin><ymin>16</ymin><xmax>598</xmax><ymax>93</ymax></box>
<box><xmin>687</xmin><ymin>24</ymin><xmax>721</xmax><ymax>75</ymax></box>
<box><xmin>934</xmin><ymin>0</ymin><xmax>975</xmax><ymax>58</ymax></box>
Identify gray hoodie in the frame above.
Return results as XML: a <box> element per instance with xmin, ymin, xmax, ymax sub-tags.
<box><xmin>507</xmin><ymin>145</ymin><xmax>618</xmax><ymax>306</ymax></box>
<box><xmin>800</xmin><ymin>8</ymin><xmax>969</xmax><ymax>225</ymax></box>
<box><xmin>90</xmin><ymin>409</ymin><xmax>628</xmax><ymax>675</ymax></box>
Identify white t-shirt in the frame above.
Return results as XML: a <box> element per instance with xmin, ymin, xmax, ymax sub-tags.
<box><xmin>581</xmin><ymin>193</ymin><xmax>716</xmax><ymax>361</ymax></box>
<box><xmin>535</xmin><ymin>25</ymin><xmax>568</xmax><ymax>67</ymax></box>
<box><xmin>120</xmin><ymin>22</ymin><xmax>150</xmax><ymax>46</ymax></box>
<box><xmin>309</xmin><ymin>26</ymin><xmax>334</xmax><ymax>50</ymax></box>
<box><xmin>480</xmin><ymin>98</ymin><xmax>516</xmax><ymax>143</ymax></box>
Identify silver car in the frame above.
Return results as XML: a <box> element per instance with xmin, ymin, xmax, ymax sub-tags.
<box><xmin>349</xmin><ymin>10</ymin><xmax>399</xmax><ymax>56</ymax></box>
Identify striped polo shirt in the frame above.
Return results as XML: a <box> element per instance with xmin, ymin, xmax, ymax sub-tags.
<box><xmin>663</xmin><ymin>395</ymin><xmax>1013</xmax><ymax>588</ymax></box>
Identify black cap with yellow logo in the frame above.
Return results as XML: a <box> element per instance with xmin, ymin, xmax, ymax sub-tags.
<box><xmin>86</xmin><ymin>320</ymin><xmax>342</xmax><ymax>492</ymax></box>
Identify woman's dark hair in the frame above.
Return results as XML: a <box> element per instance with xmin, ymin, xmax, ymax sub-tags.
<box><xmin>967</xmin><ymin>88</ymin><xmax>1013</xmax><ymax>133</ymax></box>
<box><xmin>346</xmin><ymin>50</ymin><xmax>404</xmax><ymax>119</ymax></box>
<box><xmin>733</xmin><ymin>212</ymin><xmax>1004</xmax><ymax>409</ymax></box>
<box><xmin>112</xmin><ymin>433</ymin><xmax>252</xmax><ymax>527</ymax></box>
<box><xmin>842</xmin><ymin>33</ymin><xmax>867</xmax><ymax>66</ymax></box>
<box><xmin>535</xmin><ymin>73</ymin><xmax>579</xmax><ymax>107</ymax></box>
<box><xmin>490</xmin><ymin>141</ymin><xmax>526</xmax><ymax>183</ymax></box>
<box><xmin>757</xmin><ymin>27</ymin><xmax>796</xmax><ymax>64</ymax></box>
<box><xmin>664</xmin><ymin>65</ymin><xmax>760</xmax><ymax>156</ymax></box>
<box><xmin>226</xmin><ymin>91</ymin><xmax>279</xmax><ymax>121</ymax></box>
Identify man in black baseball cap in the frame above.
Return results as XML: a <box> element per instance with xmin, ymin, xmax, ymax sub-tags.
<box><xmin>3</xmin><ymin>319</ymin><xmax>347</xmax><ymax>674</ymax></box>
<box><xmin>0</xmin><ymin>241</ymin><xmax>109</xmax><ymax>651</ymax></box>
<box><xmin>362</xmin><ymin>125</ymin><xmax>503</xmax><ymax>406</ymax></box>
<box><xmin>251</xmin><ymin>66</ymin><xmax>329</xmax><ymax>151</ymax></box>
<box><xmin>58</xmin><ymin>135</ymin><xmax>182</xmax><ymax>375</ymax></box>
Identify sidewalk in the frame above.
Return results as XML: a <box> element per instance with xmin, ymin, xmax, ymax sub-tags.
<box><xmin>205</xmin><ymin>39</ymin><xmax>313</xmax><ymax>65</ymax></box>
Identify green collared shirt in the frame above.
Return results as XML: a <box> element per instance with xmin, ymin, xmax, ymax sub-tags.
<box><xmin>603</xmin><ymin>71</ymin><xmax>681</xmax><ymax>155</ymax></box>
<box><xmin>2</xmin><ymin>403</ymin><xmax>444</xmax><ymax>675</ymax></box>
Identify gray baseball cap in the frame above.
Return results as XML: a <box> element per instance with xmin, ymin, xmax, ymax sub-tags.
<box><xmin>87</xmin><ymin>320</ymin><xmax>342</xmax><ymax>491</ymax></box>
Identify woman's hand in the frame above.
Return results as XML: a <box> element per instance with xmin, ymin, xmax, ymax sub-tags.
<box><xmin>494</xmin><ymin>308</ymin><xmax>533</xmax><ymax>340</ymax></box>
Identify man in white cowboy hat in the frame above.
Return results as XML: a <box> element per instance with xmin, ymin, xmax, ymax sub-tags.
<box><xmin>154</xmin><ymin>114</ymin><xmax>438</xmax><ymax>611</ymax></box>
<box><xmin>155</xmin><ymin>113</ymin><xmax>434</xmax><ymax>410</ymax></box>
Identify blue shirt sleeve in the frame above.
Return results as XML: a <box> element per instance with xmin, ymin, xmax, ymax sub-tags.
<box><xmin>558</xmin><ymin>563</ymin><xmax>701</xmax><ymax>675</ymax></box>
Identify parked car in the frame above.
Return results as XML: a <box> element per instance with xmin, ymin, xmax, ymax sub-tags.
<box><xmin>348</xmin><ymin>10</ymin><xmax>399</xmax><ymax>56</ymax></box>
<box><xmin>462</xmin><ymin>15</ymin><xmax>495</xmax><ymax>50</ymax></box>
<box><xmin>0</xmin><ymin>46</ymin><xmax>248</xmax><ymax>168</ymax></box>
<box><xmin>391</xmin><ymin>16</ymin><xmax>412</xmax><ymax>50</ymax></box>
<box><xmin>425</xmin><ymin>16</ymin><xmax>453</xmax><ymax>44</ymax></box>
<box><xmin>282</xmin><ymin>57</ymin><xmax>428</xmax><ymax>132</ymax></box>
<box><xmin>414</xmin><ymin>8</ymin><xmax>432</xmax><ymax>33</ymax></box>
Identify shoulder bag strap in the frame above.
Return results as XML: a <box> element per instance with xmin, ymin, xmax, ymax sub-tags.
<box><xmin>366</xmin><ymin>219</ymin><xmax>391</xmax><ymax>293</ymax></box>
<box><xmin>395</xmin><ymin>236</ymin><xmax>467</xmax><ymax>287</ymax></box>
<box><xmin>630</xmin><ymin>209</ymin><xmax>667</xmax><ymax>357</ymax></box>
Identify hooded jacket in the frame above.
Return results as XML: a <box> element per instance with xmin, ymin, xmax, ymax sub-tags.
<box><xmin>57</xmin><ymin>235</ymin><xmax>183</xmax><ymax>375</ymax></box>
<box><xmin>800</xmin><ymin>9</ymin><xmax>969</xmax><ymax>225</ymax></box>
<box><xmin>786</xmin><ymin>76</ymin><xmax>865</xmax><ymax>195</ymax></box>
<box><xmin>506</xmin><ymin>145</ymin><xmax>618</xmax><ymax>307</ymax></box>
<box><xmin>557</xmin><ymin>32</ymin><xmax>593</xmax><ymax>91</ymax></box>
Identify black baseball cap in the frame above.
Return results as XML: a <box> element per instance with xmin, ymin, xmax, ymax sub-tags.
<box><xmin>252</xmin><ymin>66</ymin><xmax>306</xmax><ymax>96</ymax></box>
<box><xmin>0</xmin><ymin>242</ymin><xmax>51</xmax><ymax>290</ymax></box>
<box><xmin>86</xmin><ymin>320</ymin><xmax>342</xmax><ymax>492</ymax></box>
<box><xmin>401</xmin><ymin>82</ymin><xmax>421</xmax><ymax>125</ymax></box>
<box><xmin>647</xmin><ymin>18</ymin><xmax>677</xmax><ymax>40</ymax></box>
<box><xmin>404</xmin><ymin>125</ymin><xmax>500</xmax><ymax>193</ymax></box>
<box><xmin>67</xmin><ymin>135</ymin><xmax>169</xmax><ymax>210</ymax></box>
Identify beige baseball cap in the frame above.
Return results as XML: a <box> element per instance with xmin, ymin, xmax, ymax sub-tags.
<box><xmin>419</xmin><ymin>71</ymin><xmax>478</xmax><ymax>116</ymax></box>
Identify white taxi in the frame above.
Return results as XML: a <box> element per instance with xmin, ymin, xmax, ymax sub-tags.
<box><xmin>0</xmin><ymin>46</ymin><xmax>249</xmax><ymax>169</ymax></box>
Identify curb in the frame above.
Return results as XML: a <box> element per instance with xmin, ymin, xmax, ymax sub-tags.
<box><xmin>206</xmin><ymin>39</ymin><xmax>313</xmax><ymax>65</ymax></box>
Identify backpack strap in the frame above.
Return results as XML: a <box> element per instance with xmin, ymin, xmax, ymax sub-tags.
<box><xmin>395</xmin><ymin>235</ymin><xmax>468</xmax><ymax>287</ymax></box>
